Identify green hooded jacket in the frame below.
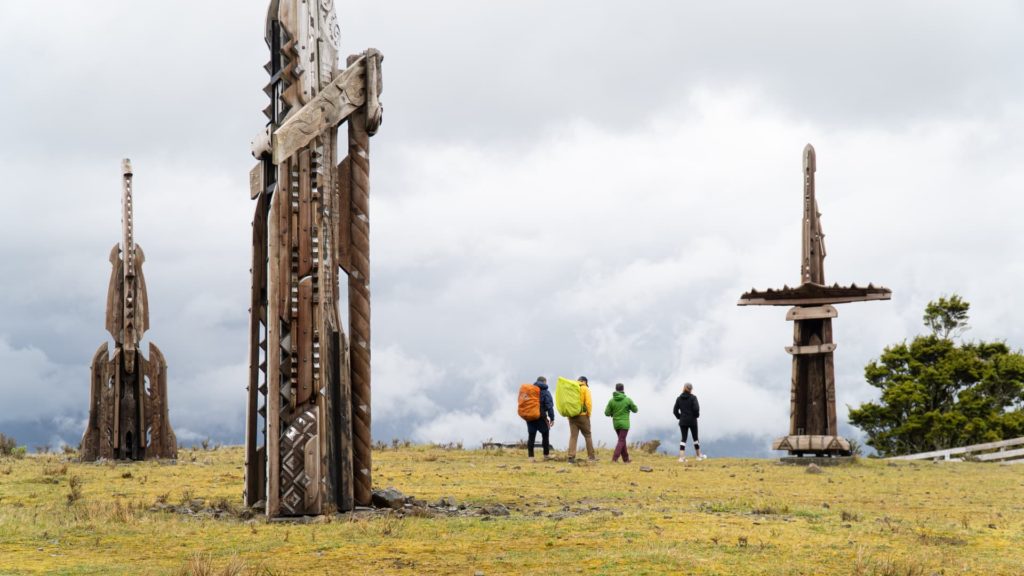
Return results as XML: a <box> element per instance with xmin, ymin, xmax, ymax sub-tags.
<box><xmin>604</xmin><ymin>391</ymin><xmax>638</xmax><ymax>430</ymax></box>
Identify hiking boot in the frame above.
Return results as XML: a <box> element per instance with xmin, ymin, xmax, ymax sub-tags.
<box><xmin>567</xmin><ymin>457</ymin><xmax>576</xmax><ymax>464</ymax></box>
<box><xmin>587</xmin><ymin>457</ymin><xmax>598</xmax><ymax>462</ymax></box>
<box><xmin>528</xmin><ymin>457</ymin><xmax>536</xmax><ymax>463</ymax></box>
<box><xmin>543</xmin><ymin>456</ymin><xmax>554</xmax><ymax>461</ymax></box>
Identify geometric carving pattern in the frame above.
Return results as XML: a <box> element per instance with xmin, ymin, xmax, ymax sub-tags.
<box><xmin>280</xmin><ymin>409</ymin><xmax>317</xmax><ymax>516</ymax></box>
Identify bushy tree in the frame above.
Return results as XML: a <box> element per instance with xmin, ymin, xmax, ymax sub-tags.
<box><xmin>849</xmin><ymin>295</ymin><xmax>1024</xmax><ymax>456</ymax></box>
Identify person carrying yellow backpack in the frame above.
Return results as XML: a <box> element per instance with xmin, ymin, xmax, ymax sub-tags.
<box><xmin>567</xmin><ymin>376</ymin><xmax>596</xmax><ymax>463</ymax></box>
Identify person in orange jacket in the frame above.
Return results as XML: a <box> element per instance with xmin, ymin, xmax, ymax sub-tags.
<box><xmin>567</xmin><ymin>376</ymin><xmax>596</xmax><ymax>463</ymax></box>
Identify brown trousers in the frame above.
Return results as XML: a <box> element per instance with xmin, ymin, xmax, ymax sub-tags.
<box><xmin>567</xmin><ymin>414</ymin><xmax>595</xmax><ymax>459</ymax></box>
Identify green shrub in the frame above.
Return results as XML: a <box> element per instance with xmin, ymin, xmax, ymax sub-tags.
<box><xmin>0</xmin><ymin>433</ymin><xmax>17</xmax><ymax>456</ymax></box>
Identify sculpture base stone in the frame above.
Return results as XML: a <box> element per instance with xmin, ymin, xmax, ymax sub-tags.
<box><xmin>779</xmin><ymin>456</ymin><xmax>855</xmax><ymax>466</ymax></box>
<box><xmin>772</xmin><ymin>435</ymin><xmax>852</xmax><ymax>457</ymax></box>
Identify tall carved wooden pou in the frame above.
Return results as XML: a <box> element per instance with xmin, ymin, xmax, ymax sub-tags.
<box><xmin>738</xmin><ymin>145</ymin><xmax>890</xmax><ymax>457</ymax></box>
<box><xmin>82</xmin><ymin>159</ymin><xmax>177</xmax><ymax>461</ymax></box>
<box><xmin>245</xmin><ymin>0</ymin><xmax>383</xmax><ymax>516</ymax></box>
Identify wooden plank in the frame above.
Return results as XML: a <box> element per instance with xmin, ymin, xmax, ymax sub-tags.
<box><xmin>266</xmin><ymin>179</ymin><xmax>284</xmax><ymax>518</ymax></box>
<box><xmin>104</xmin><ymin>245</ymin><xmax>122</xmax><ymax>343</ymax></box>
<box><xmin>975</xmin><ymin>447</ymin><xmax>1024</xmax><ymax>461</ymax></box>
<box><xmin>112</xmin><ymin>351</ymin><xmax>121</xmax><ymax>450</ymax></box>
<box><xmin>249</xmin><ymin>163</ymin><xmax>264</xmax><ymax>200</ymax></box>
<box><xmin>137</xmin><ymin>357</ymin><xmax>147</xmax><ymax>454</ymax></box>
<box><xmin>789</xmin><ymin>322</ymin><xmax>801</xmax><ymax>435</ymax></box>
<box><xmin>804</xmin><ymin>334</ymin><xmax>826</xmax><ymax>435</ymax></box>
<box><xmin>785</xmin><ymin>343</ymin><xmax>837</xmax><ymax>355</ymax></box>
<box><xmin>890</xmin><ymin>436</ymin><xmax>1024</xmax><ymax>460</ymax></box>
<box><xmin>786</xmin><ymin>305</ymin><xmax>837</xmax><ymax>321</ymax></box>
<box><xmin>245</xmin><ymin>195</ymin><xmax>267</xmax><ymax>505</ymax></box>
<box><xmin>296</xmin><ymin>276</ymin><xmax>313</xmax><ymax>406</ymax></box>
<box><xmin>823</xmin><ymin>320</ymin><xmax>837</xmax><ymax>436</ymax></box>
<box><xmin>272</xmin><ymin>57</ymin><xmax>366</xmax><ymax>163</ymax></box>
<box><xmin>740</xmin><ymin>292</ymin><xmax>890</xmax><ymax>306</ymax></box>
<box><xmin>335</xmin><ymin>157</ymin><xmax>351</xmax><ymax>274</ymax></box>
<box><xmin>298</xmin><ymin>150</ymin><xmax>312</xmax><ymax>278</ymax></box>
<box><xmin>277</xmin><ymin>159</ymin><xmax>292</xmax><ymax>317</ymax></box>
<box><xmin>304</xmin><ymin>434</ymin><xmax>321</xmax><ymax>512</ymax></box>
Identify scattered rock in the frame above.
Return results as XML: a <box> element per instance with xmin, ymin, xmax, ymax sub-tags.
<box><xmin>639</xmin><ymin>466</ymin><xmax>653</xmax><ymax>473</ymax></box>
<box><xmin>481</xmin><ymin>504</ymin><xmax>510</xmax><ymax>517</ymax></box>
<box><xmin>556</xmin><ymin>468</ymin><xmax>569</xmax><ymax>473</ymax></box>
<box><xmin>806</xmin><ymin>464</ymin><xmax>823</xmax><ymax>474</ymax></box>
<box><xmin>610</xmin><ymin>509</ymin><xmax>623</xmax><ymax>517</ymax></box>
<box><xmin>371</xmin><ymin>487</ymin><xmax>407</xmax><ymax>509</ymax></box>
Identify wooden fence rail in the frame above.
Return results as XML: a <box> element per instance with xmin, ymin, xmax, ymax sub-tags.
<box><xmin>889</xmin><ymin>437</ymin><xmax>1024</xmax><ymax>463</ymax></box>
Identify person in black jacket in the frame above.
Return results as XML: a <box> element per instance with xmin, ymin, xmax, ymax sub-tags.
<box><xmin>528</xmin><ymin>376</ymin><xmax>556</xmax><ymax>461</ymax></box>
<box><xmin>673</xmin><ymin>382</ymin><xmax>706</xmax><ymax>461</ymax></box>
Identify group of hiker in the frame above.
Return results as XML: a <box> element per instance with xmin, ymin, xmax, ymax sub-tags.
<box><xmin>517</xmin><ymin>377</ymin><xmax>707</xmax><ymax>463</ymax></box>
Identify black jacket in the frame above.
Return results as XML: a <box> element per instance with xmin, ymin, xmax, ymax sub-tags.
<box><xmin>673</xmin><ymin>392</ymin><xmax>700</xmax><ymax>425</ymax></box>
<box><xmin>535</xmin><ymin>381</ymin><xmax>555</xmax><ymax>423</ymax></box>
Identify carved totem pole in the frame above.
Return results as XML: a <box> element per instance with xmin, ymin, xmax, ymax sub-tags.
<box><xmin>245</xmin><ymin>0</ymin><xmax>383</xmax><ymax>516</ymax></box>
<box><xmin>82</xmin><ymin>159</ymin><xmax>177</xmax><ymax>461</ymax></box>
<box><xmin>738</xmin><ymin>145</ymin><xmax>890</xmax><ymax>457</ymax></box>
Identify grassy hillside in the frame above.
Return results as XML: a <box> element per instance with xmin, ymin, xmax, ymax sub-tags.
<box><xmin>0</xmin><ymin>445</ymin><xmax>1021</xmax><ymax>575</ymax></box>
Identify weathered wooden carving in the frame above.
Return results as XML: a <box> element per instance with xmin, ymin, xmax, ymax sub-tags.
<box><xmin>82</xmin><ymin>159</ymin><xmax>177</xmax><ymax>461</ymax></box>
<box><xmin>738</xmin><ymin>144</ymin><xmax>891</xmax><ymax>457</ymax></box>
<box><xmin>245</xmin><ymin>0</ymin><xmax>383</xmax><ymax>517</ymax></box>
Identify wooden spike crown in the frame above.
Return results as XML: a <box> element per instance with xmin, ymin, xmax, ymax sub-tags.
<box><xmin>245</xmin><ymin>0</ymin><xmax>384</xmax><ymax>517</ymax></box>
<box><xmin>738</xmin><ymin>145</ymin><xmax>891</xmax><ymax>457</ymax></box>
<box><xmin>81</xmin><ymin>159</ymin><xmax>177</xmax><ymax>461</ymax></box>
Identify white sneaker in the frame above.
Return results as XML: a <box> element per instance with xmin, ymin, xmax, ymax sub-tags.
<box><xmin>678</xmin><ymin>456</ymin><xmax>687</xmax><ymax>462</ymax></box>
<box><xmin>698</xmin><ymin>454</ymin><xmax>708</xmax><ymax>460</ymax></box>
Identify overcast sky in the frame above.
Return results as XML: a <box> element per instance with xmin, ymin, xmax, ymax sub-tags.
<box><xmin>3</xmin><ymin>1</ymin><xmax>1024</xmax><ymax>456</ymax></box>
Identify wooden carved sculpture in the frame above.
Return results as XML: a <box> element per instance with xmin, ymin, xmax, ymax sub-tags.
<box><xmin>82</xmin><ymin>159</ymin><xmax>177</xmax><ymax>461</ymax></box>
<box><xmin>738</xmin><ymin>145</ymin><xmax>891</xmax><ymax>457</ymax></box>
<box><xmin>245</xmin><ymin>0</ymin><xmax>383</xmax><ymax>517</ymax></box>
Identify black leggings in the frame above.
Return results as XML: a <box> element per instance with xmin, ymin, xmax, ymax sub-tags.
<box><xmin>679</xmin><ymin>422</ymin><xmax>699</xmax><ymax>446</ymax></box>
<box><xmin>527</xmin><ymin>419</ymin><xmax>550</xmax><ymax>457</ymax></box>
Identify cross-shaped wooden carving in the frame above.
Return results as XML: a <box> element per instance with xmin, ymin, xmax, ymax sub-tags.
<box><xmin>738</xmin><ymin>144</ymin><xmax>891</xmax><ymax>457</ymax></box>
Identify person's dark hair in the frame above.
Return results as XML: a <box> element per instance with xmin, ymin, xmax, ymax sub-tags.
<box><xmin>615</xmin><ymin>383</ymin><xmax>624</xmax><ymax>392</ymax></box>
<box><xmin>578</xmin><ymin>376</ymin><xmax>588</xmax><ymax>383</ymax></box>
<box><xmin>536</xmin><ymin>376</ymin><xmax>547</xmax><ymax>384</ymax></box>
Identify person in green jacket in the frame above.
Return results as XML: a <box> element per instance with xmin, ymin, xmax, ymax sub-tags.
<box><xmin>604</xmin><ymin>383</ymin><xmax>638</xmax><ymax>463</ymax></box>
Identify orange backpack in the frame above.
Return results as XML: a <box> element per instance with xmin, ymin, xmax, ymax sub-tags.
<box><xmin>517</xmin><ymin>383</ymin><xmax>541</xmax><ymax>421</ymax></box>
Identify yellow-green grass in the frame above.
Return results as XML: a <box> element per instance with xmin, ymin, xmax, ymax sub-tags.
<box><xmin>1</xmin><ymin>445</ymin><xmax>1022</xmax><ymax>575</ymax></box>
